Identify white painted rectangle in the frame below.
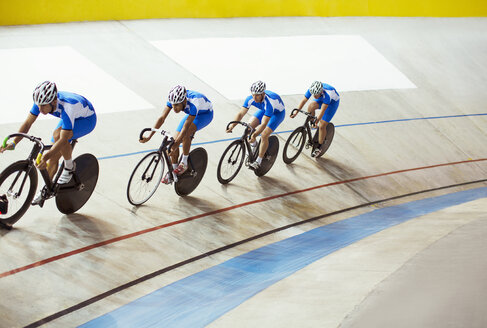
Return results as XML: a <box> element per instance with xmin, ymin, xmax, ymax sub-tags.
<box><xmin>0</xmin><ymin>46</ymin><xmax>153</xmax><ymax>125</ymax></box>
<box><xmin>152</xmin><ymin>35</ymin><xmax>416</xmax><ymax>100</ymax></box>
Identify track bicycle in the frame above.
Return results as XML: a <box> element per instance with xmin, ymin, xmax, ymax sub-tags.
<box><xmin>217</xmin><ymin>121</ymin><xmax>279</xmax><ymax>184</ymax></box>
<box><xmin>126</xmin><ymin>128</ymin><xmax>208</xmax><ymax>205</ymax></box>
<box><xmin>282</xmin><ymin>108</ymin><xmax>335</xmax><ymax>164</ymax></box>
<box><xmin>0</xmin><ymin>133</ymin><xmax>99</xmax><ymax>229</ymax></box>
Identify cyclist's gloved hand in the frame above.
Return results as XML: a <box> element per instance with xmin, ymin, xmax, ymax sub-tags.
<box><xmin>249</xmin><ymin>133</ymin><xmax>257</xmax><ymax>144</ymax></box>
<box><xmin>312</xmin><ymin>118</ymin><xmax>319</xmax><ymax>128</ymax></box>
<box><xmin>290</xmin><ymin>109</ymin><xmax>299</xmax><ymax>118</ymax></box>
<box><xmin>36</xmin><ymin>158</ymin><xmax>48</xmax><ymax>170</ymax></box>
<box><xmin>139</xmin><ymin>134</ymin><xmax>152</xmax><ymax>144</ymax></box>
<box><xmin>0</xmin><ymin>142</ymin><xmax>15</xmax><ymax>153</ymax></box>
<box><xmin>140</xmin><ymin>130</ymin><xmax>156</xmax><ymax>144</ymax></box>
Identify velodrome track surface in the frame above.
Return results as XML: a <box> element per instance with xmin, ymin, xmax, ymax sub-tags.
<box><xmin>0</xmin><ymin>17</ymin><xmax>486</xmax><ymax>327</ymax></box>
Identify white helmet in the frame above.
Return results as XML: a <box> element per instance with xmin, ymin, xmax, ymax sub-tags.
<box><xmin>33</xmin><ymin>81</ymin><xmax>57</xmax><ymax>105</ymax></box>
<box><xmin>309</xmin><ymin>81</ymin><xmax>323</xmax><ymax>96</ymax></box>
<box><xmin>168</xmin><ymin>85</ymin><xmax>187</xmax><ymax>104</ymax></box>
<box><xmin>250</xmin><ymin>80</ymin><xmax>266</xmax><ymax>95</ymax></box>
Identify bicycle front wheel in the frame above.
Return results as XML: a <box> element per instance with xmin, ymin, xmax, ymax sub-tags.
<box><xmin>283</xmin><ymin>127</ymin><xmax>307</xmax><ymax>164</ymax></box>
<box><xmin>0</xmin><ymin>160</ymin><xmax>38</xmax><ymax>228</ymax></box>
<box><xmin>217</xmin><ymin>140</ymin><xmax>246</xmax><ymax>184</ymax></box>
<box><xmin>127</xmin><ymin>151</ymin><xmax>165</xmax><ymax>206</ymax></box>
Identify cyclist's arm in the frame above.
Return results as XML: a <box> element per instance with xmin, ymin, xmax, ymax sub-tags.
<box><xmin>175</xmin><ymin>115</ymin><xmax>195</xmax><ymax>144</ymax></box>
<box><xmin>42</xmin><ymin>129</ymin><xmax>73</xmax><ymax>163</ymax></box>
<box><xmin>227</xmin><ymin>107</ymin><xmax>249</xmax><ymax>132</ymax></box>
<box><xmin>16</xmin><ymin>113</ymin><xmax>37</xmax><ymax>143</ymax></box>
<box><xmin>290</xmin><ymin>96</ymin><xmax>308</xmax><ymax>119</ymax></box>
<box><xmin>145</xmin><ymin>106</ymin><xmax>171</xmax><ymax>141</ymax></box>
<box><xmin>296</xmin><ymin>96</ymin><xmax>308</xmax><ymax>110</ymax></box>
<box><xmin>154</xmin><ymin>106</ymin><xmax>171</xmax><ymax>128</ymax></box>
<box><xmin>1</xmin><ymin>114</ymin><xmax>37</xmax><ymax>152</ymax></box>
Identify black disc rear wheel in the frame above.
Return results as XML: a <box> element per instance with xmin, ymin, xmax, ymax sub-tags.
<box><xmin>56</xmin><ymin>154</ymin><xmax>99</xmax><ymax>214</ymax></box>
<box><xmin>255</xmin><ymin>136</ymin><xmax>279</xmax><ymax>177</ymax></box>
<box><xmin>312</xmin><ymin>123</ymin><xmax>335</xmax><ymax>159</ymax></box>
<box><xmin>319</xmin><ymin>123</ymin><xmax>335</xmax><ymax>157</ymax></box>
<box><xmin>175</xmin><ymin>148</ymin><xmax>208</xmax><ymax>196</ymax></box>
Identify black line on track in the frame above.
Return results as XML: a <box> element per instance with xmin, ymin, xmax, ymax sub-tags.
<box><xmin>24</xmin><ymin>179</ymin><xmax>487</xmax><ymax>328</ymax></box>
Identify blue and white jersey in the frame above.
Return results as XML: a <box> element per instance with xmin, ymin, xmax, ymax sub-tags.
<box><xmin>243</xmin><ymin>90</ymin><xmax>285</xmax><ymax>117</ymax></box>
<box><xmin>30</xmin><ymin>91</ymin><xmax>95</xmax><ymax>130</ymax></box>
<box><xmin>305</xmin><ymin>83</ymin><xmax>340</xmax><ymax>105</ymax></box>
<box><xmin>166</xmin><ymin>90</ymin><xmax>213</xmax><ymax>116</ymax></box>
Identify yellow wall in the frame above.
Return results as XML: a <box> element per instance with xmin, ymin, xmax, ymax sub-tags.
<box><xmin>1</xmin><ymin>0</ymin><xmax>486</xmax><ymax>26</ymax></box>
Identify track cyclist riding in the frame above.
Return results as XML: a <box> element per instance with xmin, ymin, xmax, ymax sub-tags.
<box><xmin>226</xmin><ymin>80</ymin><xmax>285</xmax><ymax>170</ymax></box>
<box><xmin>0</xmin><ymin>81</ymin><xmax>97</xmax><ymax>205</ymax></box>
<box><xmin>140</xmin><ymin>85</ymin><xmax>214</xmax><ymax>184</ymax></box>
<box><xmin>290</xmin><ymin>81</ymin><xmax>340</xmax><ymax>157</ymax></box>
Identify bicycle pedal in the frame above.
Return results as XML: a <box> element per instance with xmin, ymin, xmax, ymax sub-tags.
<box><xmin>31</xmin><ymin>198</ymin><xmax>45</xmax><ymax>208</ymax></box>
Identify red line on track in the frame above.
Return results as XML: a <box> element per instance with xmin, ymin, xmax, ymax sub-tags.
<box><xmin>1</xmin><ymin>158</ymin><xmax>486</xmax><ymax>279</ymax></box>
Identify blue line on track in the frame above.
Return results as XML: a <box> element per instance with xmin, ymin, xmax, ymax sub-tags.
<box><xmin>80</xmin><ymin>186</ymin><xmax>487</xmax><ymax>328</ymax></box>
<box><xmin>97</xmin><ymin>113</ymin><xmax>487</xmax><ymax>161</ymax></box>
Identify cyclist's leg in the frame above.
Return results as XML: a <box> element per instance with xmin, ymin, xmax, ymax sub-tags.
<box><xmin>257</xmin><ymin>127</ymin><xmax>272</xmax><ymax>159</ymax></box>
<box><xmin>318</xmin><ymin>100</ymin><xmax>339</xmax><ymax>144</ymax></box>
<box><xmin>308</xmin><ymin>99</ymin><xmax>321</xmax><ymax>117</ymax></box>
<box><xmin>70</xmin><ymin>114</ymin><xmax>97</xmax><ymax>141</ymax></box>
<box><xmin>257</xmin><ymin>110</ymin><xmax>285</xmax><ymax>159</ymax></box>
<box><xmin>170</xmin><ymin>134</ymin><xmax>180</xmax><ymax>169</ymax></box>
<box><xmin>308</xmin><ymin>100</ymin><xmax>322</xmax><ymax>146</ymax></box>
<box><xmin>181</xmin><ymin>124</ymin><xmax>197</xmax><ymax>157</ymax></box>
<box><xmin>247</xmin><ymin>110</ymin><xmax>265</xmax><ymax>155</ymax></box>
<box><xmin>250</xmin><ymin>109</ymin><xmax>264</xmax><ymax>129</ymax></box>
<box><xmin>47</xmin><ymin>122</ymin><xmax>67</xmax><ymax>179</ymax></box>
<box><xmin>191</xmin><ymin>110</ymin><xmax>213</xmax><ymax>136</ymax></box>
<box><xmin>56</xmin><ymin>114</ymin><xmax>96</xmax><ymax>182</ymax></box>
<box><xmin>318</xmin><ymin>121</ymin><xmax>328</xmax><ymax>145</ymax></box>
<box><xmin>181</xmin><ymin>111</ymin><xmax>213</xmax><ymax>169</ymax></box>
<box><xmin>171</xmin><ymin>115</ymin><xmax>190</xmax><ymax>173</ymax></box>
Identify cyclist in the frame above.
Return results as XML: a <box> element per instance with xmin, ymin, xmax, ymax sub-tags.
<box><xmin>140</xmin><ymin>85</ymin><xmax>214</xmax><ymax>184</ymax></box>
<box><xmin>226</xmin><ymin>81</ymin><xmax>285</xmax><ymax>170</ymax></box>
<box><xmin>0</xmin><ymin>81</ymin><xmax>97</xmax><ymax>204</ymax></box>
<box><xmin>291</xmin><ymin>81</ymin><xmax>340</xmax><ymax>157</ymax></box>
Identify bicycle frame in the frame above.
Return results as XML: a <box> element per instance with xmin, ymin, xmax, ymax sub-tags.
<box><xmin>291</xmin><ymin>109</ymin><xmax>318</xmax><ymax>148</ymax></box>
<box><xmin>226</xmin><ymin>121</ymin><xmax>257</xmax><ymax>165</ymax></box>
<box><xmin>139</xmin><ymin>128</ymin><xmax>178</xmax><ymax>182</ymax></box>
<box><xmin>3</xmin><ymin>133</ymin><xmax>79</xmax><ymax>201</ymax></box>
